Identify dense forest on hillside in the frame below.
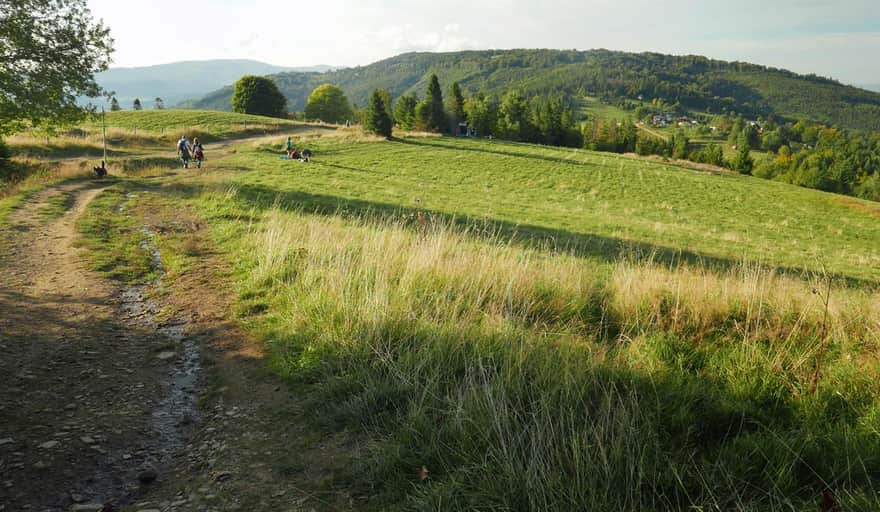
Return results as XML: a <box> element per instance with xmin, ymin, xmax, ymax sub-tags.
<box><xmin>189</xmin><ymin>49</ymin><xmax>880</xmax><ymax>131</ymax></box>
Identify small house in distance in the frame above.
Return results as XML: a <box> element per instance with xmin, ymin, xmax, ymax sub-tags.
<box><xmin>456</xmin><ymin>122</ymin><xmax>476</xmax><ymax>137</ymax></box>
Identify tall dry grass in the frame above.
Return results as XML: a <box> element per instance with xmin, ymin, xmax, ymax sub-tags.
<box><xmin>211</xmin><ymin>190</ymin><xmax>880</xmax><ymax>510</ymax></box>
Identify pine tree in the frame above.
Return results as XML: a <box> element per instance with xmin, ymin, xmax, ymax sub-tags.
<box><xmin>448</xmin><ymin>82</ymin><xmax>466</xmax><ymax>125</ymax></box>
<box><xmin>393</xmin><ymin>94</ymin><xmax>418</xmax><ymax>130</ymax></box>
<box><xmin>133</xmin><ymin>98</ymin><xmax>142</xmax><ymax>110</ymax></box>
<box><xmin>421</xmin><ymin>74</ymin><xmax>446</xmax><ymax>132</ymax></box>
<box><xmin>110</xmin><ymin>97</ymin><xmax>120</xmax><ymax>111</ymax></box>
<box><xmin>365</xmin><ymin>89</ymin><xmax>392</xmax><ymax>138</ymax></box>
<box><xmin>154</xmin><ymin>97</ymin><xmax>164</xmax><ymax>109</ymax></box>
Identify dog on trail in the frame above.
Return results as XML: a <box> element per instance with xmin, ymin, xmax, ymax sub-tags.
<box><xmin>93</xmin><ymin>160</ymin><xmax>107</xmax><ymax>178</ymax></box>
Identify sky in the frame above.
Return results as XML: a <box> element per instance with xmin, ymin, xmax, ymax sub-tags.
<box><xmin>85</xmin><ymin>0</ymin><xmax>880</xmax><ymax>85</ymax></box>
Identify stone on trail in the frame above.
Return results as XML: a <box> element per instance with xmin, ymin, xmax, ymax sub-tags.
<box><xmin>80</xmin><ymin>436</ymin><xmax>96</xmax><ymax>445</ymax></box>
<box><xmin>39</xmin><ymin>440</ymin><xmax>61</xmax><ymax>449</ymax></box>
<box><xmin>156</xmin><ymin>351</ymin><xmax>176</xmax><ymax>361</ymax></box>
<box><xmin>138</xmin><ymin>469</ymin><xmax>158</xmax><ymax>484</ymax></box>
<box><xmin>0</xmin><ymin>438</ymin><xmax>13</xmax><ymax>446</ymax></box>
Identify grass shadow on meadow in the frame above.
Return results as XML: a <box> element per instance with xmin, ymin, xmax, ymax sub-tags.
<box><xmin>394</xmin><ymin>136</ymin><xmax>615</xmax><ymax>168</ymax></box>
<box><xmin>153</xmin><ymin>179</ymin><xmax>879</xmax><ymax>288</ymax></box>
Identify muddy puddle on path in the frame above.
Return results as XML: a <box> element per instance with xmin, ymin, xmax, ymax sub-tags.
<box><xmin>118</xmin><ymin>192</ymin><xmax>202</xmax><ymax>483</ymax></box>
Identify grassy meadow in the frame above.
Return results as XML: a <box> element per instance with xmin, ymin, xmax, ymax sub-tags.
<box><xmin>25</xmin><ymin>111</ymin><xmax>880</xmax><ymax>510</ymax></box>
<box><xmin>84</xmin><ymin>109</ymin><xmax>299</xmax><ymax>137</ymax></box>
<box><xmin>218</xmin><ymin>134</ymin><xmax>880</xmax><ymax>283</ymax></box>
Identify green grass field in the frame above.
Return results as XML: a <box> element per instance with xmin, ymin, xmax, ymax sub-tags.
<box><xmin>217</xmin><ymin>135</ymin><xmax>880</xmax><ymax>283</ymax></box>
<box><xmin>18</xmin><ymin>111</ymin><xmax>879</xmax><ymax>510</ymax></box>
<box><xmin>579</xmin><ymin>96</ymin><xmax>633</xmax><ymax>121</ymax></box>
<box><xmin>86</xmin><ymin>109</ymin><xmax>297</xmax><ymax>136</ymax></box>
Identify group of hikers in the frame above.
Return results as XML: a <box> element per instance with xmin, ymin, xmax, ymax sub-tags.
<box><xmin>176</xmin><ymin>135</ymin><xmax>205</xmax><ymax>169</ymax></box>
<box><xmin>98</xmin><ymin>134</ymin><xmax>314</xmax><ymax>177</ymax></box>
<box><xmin>173</xmin><ymin>135</ymin><xmax>312</xmax><ymax>170</ymax></box>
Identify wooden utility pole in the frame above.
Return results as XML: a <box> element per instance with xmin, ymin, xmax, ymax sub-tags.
<box><xmin>102</xmin><ymin>106</ymin><xmax>107</xmax><ymax>162</ymax></box>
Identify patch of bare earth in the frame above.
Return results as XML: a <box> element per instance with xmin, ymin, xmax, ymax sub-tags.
<box><xmin>835</xmin><ymin>196</ymin><xmax>880</xmax><ymax>218</ymax></box>
<box><xmin>132</xmin><ymin>196</ymin><xmax>366</xmax><ymax>511</ymax></box>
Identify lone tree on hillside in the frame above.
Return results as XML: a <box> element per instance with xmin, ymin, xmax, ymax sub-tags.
<box><xmin>304</xmin><ymin>84</ymin><xmax>353</xmax><ymax>124</ymax></box>
<box><xmin>231</xmin><ymin>75</ymin><xmax>287</xmax><ymax>118</ymax></box>
<box><xmin>133</xmin><ymin>98</ymin><xmax>142</xmax><ymax>110</ymax></box>
<box><xmin>419</xmin><ymin>74</ymin><xmax>446</xmax><ymax>132</ymax></box>
<box><xmin>110</xmin><ymin>97</ymin><xmax>121</xmax><ymax>111</ymax></box>
<box><xmin>154</xmin><ymin>97</ymin><xmax>165</xmax><ymax>109</ymax></box>
<box><xmin>365</xmin><ymin>89</ymin><xmax>393</xmax><ymax>138</ymax></box>
<box><xmin>0</xmin><ymin>0</ymin><xmax>114</xmax><ymax>135</ymax></box>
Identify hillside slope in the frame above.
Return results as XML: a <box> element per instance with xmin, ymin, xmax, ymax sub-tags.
<box><xmin>87</xmin><ymin>59</ymin><xmax>332</xmax><ymax>110</ymax></box>
<box><xmin>191</xmin><ymin>49</ymin><xmax>880</xmax><ymax>130</ymax></box>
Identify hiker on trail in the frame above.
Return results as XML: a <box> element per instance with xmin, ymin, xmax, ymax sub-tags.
<box><xmin>177</xmin><ymin>135</ymin><xmax>191</xmax><ymax>168</ymax></box>
<box><xmin>192</xmin><ymin>137</ymin><xmax>204</xmax><ymax>168</ymax></box>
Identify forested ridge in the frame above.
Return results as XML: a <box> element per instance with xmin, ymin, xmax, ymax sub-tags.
<box><xmin>189</xmin><ymin>49</ymin><xmax>880</xmax><ymax>131</ymax></box>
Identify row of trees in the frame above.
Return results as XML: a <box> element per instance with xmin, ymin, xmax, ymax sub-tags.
<box><xmin>581</xmin><ymin>116</ymin><xmax>880</xmax><ymax>201</ymax></box>
<box><xmin>108</xmin><ymin>97</ymin><xmax>165</xmax><ymax>111</ymax></box>
<box><xmin>582</xmin><ymin>119</ymin><xmax>733</xmax><ymax>170</ymax></box>
<box><xmin>754</xmin><ymin>127</ymin><xmax>880</xmax><ymax>199</ymax></box>
<box><xmin>358</xmin><ymin>75</ymin><xmax>584</xmax><ymax>145</ymax></box>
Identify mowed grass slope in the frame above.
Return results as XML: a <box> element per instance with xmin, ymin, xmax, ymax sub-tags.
<box><xmin>221</xmin><ymin>135</ymin><xmax>880</xmax><ymax>283</ymax></box>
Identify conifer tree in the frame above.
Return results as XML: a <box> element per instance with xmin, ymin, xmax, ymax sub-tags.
<box><xmin>132</xmin><ymin>98</ymin><xmax>142</xmax><ymax>110</ymax></box>
<box><xmin>448</xmin><ymin>82</ymin><xmax>465</xmax><ymax>124</ymax></box>
<box><xmin>393</xmin><ymin>94</ymin><xmax>418</xmax><ymax>130</ymax></box>
<box><xmin>365</xmin><ymin>89</ymin><xmax>392</xmax><ymax>138</ymax></box>
<box><xmin>110</xmin><ymin>97</ymin><xmax>120</xmax><ymax>111</ymax></box>
<box><xmin>420</xmin><ymin>74</ymin><xmax>446</xmax><ymax>132</ymax></box>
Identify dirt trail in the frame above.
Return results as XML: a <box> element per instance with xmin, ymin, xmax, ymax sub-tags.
<box><xmin>1</xmin><ymin>173</ymin><xmax>364</xmax><ymax>511</ymax></box>
<box><xmin>0</xmin><ymin>180</ymin><xmax>199</xmax><ymax>511</ymax></box>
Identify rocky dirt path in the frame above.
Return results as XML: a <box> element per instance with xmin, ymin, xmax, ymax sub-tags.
<box><xmin>0</xmin><ymin>180</ymin><xmax>200</xmax><ymax>511</ymax></box>
<box><xmin>0</xmin><ymin>174</ymin><xmax>364</xmax><ymax>511</ymax></box>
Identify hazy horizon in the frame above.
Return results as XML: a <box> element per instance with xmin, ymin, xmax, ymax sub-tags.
<box><xmin>85</xmin><ymin>0</ymin><xmax>878</xmax><ymax>87</ymax></box>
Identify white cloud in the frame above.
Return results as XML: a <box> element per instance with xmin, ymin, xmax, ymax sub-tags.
<box><xmin>367</xmin><ymin>23</ymin><xmax>482</xmax><ymax>55</ymax></box>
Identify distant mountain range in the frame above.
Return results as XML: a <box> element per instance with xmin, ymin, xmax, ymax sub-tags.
<box><xmin>188</xmin><ymin>50</ymin><xmax>880</xmax><ymax>131</ymax></box>
<box><xmin>862</xmin><ymin>84</ymin><xmax>880</xmax><ymax>93</ymax></box>
<box><xmin>82</xmin><ymin>59</ymin><xmax>334</xmax><ymax>110</ymax></box>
